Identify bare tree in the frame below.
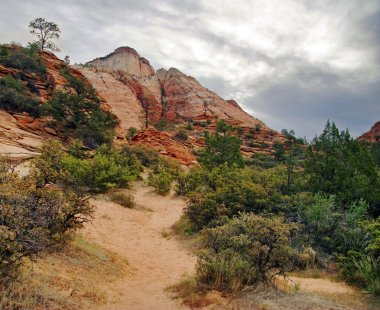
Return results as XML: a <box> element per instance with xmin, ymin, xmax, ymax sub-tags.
<box><xmin>29</xmin><ymin>17</ymin><xmax>61</xmax><ymax>51</ymax></box>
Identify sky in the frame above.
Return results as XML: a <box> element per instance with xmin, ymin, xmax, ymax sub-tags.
<box><xmin>1</xmin><ymin>0</ymin><xmax>379</xmax><ymax>139</ymax></box>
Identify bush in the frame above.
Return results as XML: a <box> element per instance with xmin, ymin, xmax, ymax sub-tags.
<box><xmin>0</xmin><ymin>44</ymin><xmax>46</xmax><ymax>75</ymax></box>
<box><xmin>353</xmin><ymin>255</ymin><xmax>380</xmax><ymax>295</ymax></box>
<box><xmin>32</xmin><ymin>140</ymin><xmax>142</xmax><ymax>194</ymax></box>
<box><xmin>42</xmin><ymin>70</ymin><xmax>118</xmax><ymax>147</ymax></box>
<box><xmin>110</xmin><ymin>192</ymin><xmax>135</xmax><ymax>208</ymax></box>
<box><xmin>198</xmin><ymin>130</ymin><xmax>244</xmax><ymax>168</ymax></box>
<box><xmin>123</xmin><ymin>144</ymin><xmax>160</xmax><ymax>167</ymax></box>
<box><xmin>0</xmin><ymin>154</ymin><xmax>93</xmax><ymax>281</ymax></box>
<box><xmin>184</xmin><ymin>165</ymin><xmax>286</xmax><ymax>230</ymax></box>
<box><xmin>127</xmin><ymin>127</ymin><xmax>138</xmax><ymax>140</ymax></box>
<box><xmin>148</xmin><ymin>170</ymin><xmax>173</xmax><ymax>195</ymax></box>
<box><xmin>196</xmin><ymin>213</ymin><xmax>296</xmax><ymax>291</ymax></box>
<box><xmin>175</xmin><ymin>128</ymin><xmax>188</xmax><ymax>141</ymax></box>
<box><xmin>0</xmin><ymin>76</ymin><xmax>41</xmax><ymax>117</ymax></box>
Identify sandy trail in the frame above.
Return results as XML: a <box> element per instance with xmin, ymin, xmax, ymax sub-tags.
<box><xmin>82</xmin><ymin>181</ymin><xmax>195</xmax><ymax>310</ymax></box>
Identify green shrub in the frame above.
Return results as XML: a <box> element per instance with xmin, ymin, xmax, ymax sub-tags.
<box><xmin>110</xmin><ymin>192</ymin><xmax>135</xmax><ymax>208</ymax></box>
<box><xmin>184</xmin><ymin>165</ymin><xmax>286</xmax><ymax>230</ymax></box>
<box><xmin>198</xmin><ymin>130</ymin><xmax>244</xmax><ymax>168</ymax></box>
<box><xmin>127</xmin><ymin>127</ymin><xmax>138</xmax><ymax>140</ymax></box>
<box><xmin>0</xmin><ymin>44</ymin><xmax>46</xmax><ymax>75</ymax></box>
<box><xmin>196</xmin><ymin>213</ymin><xmax>296</xmax><ymax>291</ymax></box>
<box><xmin>42</xmin><ymin>70</ymin><xmax>118</xmax><ymax>147</ymax></box>
<box><xmin>0</xmin><ymin>76</ymin><xmax>41</xmax><ymax>117</ymax></box>
<box><xmin>235</xmin><ymin>127</ymin><xmax>244</xmax><ymax>136</ymax></box>
<box><xmin>148</xmin><ymin>170</ymin><xmax>173</xmax><ymax>195</ymax></box>
<box><xmin>175</xmin><ymin>128</ymin><xmax>188</xmax><ymax>141</ymax></box>
<box><xmin>32</xmin><ymin>140</ymin><xmax>142</xmax><ymax>194</ymax></box>
<box><xmin>123</xmin><ymin>144</ymin><xmax>160</xmax><ymax>167</ymax></box>
<box><xmin>353</xmin><ymin>255</ymin><xmax>380</xmax><ymax>295</ymax></box>
<box><xmin>0</xmin><ymin>154</ymin><xmax>93</xmax><ymax>281</ymax></box>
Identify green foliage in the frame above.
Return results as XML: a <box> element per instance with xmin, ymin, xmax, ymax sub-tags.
<box><xmin>274</xmin><ymin>142</ymin><xmax>285</xmax><ymax>161</ymax></box>
<box><xmin>122</xmin><ymin>144</ymin><xmax>160</xmax><ymax>167</ymax></box>
<box><xmin>175</xmin><ymin>128</ymin><xmax>189</xmax><ymax>141</ymax></box>
<box><xmin>196</xmin><ymin>213</ymin><xmax>296</xmax><ymax>291</ymax></box>
<box><xmin>0</xmin><ymin>44</ymin><xmax>46</xmax><ymax>74</ymax></box>
<box><xmin>0</xmin><ymin>154</ymin><xmax>93</xmax><ymax>281</ymax></box>
<box><xmin>371</xmin><ymin>142</ymin><xmax>380</xmax><ymax>167</ymax></box>
<box><xmin>148</xmin><ymin>170</ymin><xmax>173</xmax><ymax>195</ymax></box>
<box><xmin>127</xmin><ymin>127</ymin><xmax>138</xmax><ymax>140</ymax></box>
<box><xmin>0</xmin><ymin>76</ymin><xmax>41</xmax><ymax>117</ymax></box>
<box><xmin>67</xmin><ymin>139</ymin><xmax>86</xmax><ymax>159</ymax></box>
<box><xmin>42</xmin><ymin>70</ymin><xmax>118</xmax><ymax>147</ymax></box>
<box><xmin>235</xmin><ymin>126</ymin><xmax>244</xmax><ymax>136</ymax></box>
<box><xmin>110</xmin><ymin>192</ymin><xmax>135</xmax><ymax>208</ymax></box>
<box><xmin>155</xmin><ymin>118</ymin><xmax>174</xmax><ymax>131</ymax></box>
<box><xmin>184</xmin><ymin>165</ymin><xmax>287</xmax><ymax>230</ymax></box>
<box><xmin>198</xmin><ymin>124</ymin><xmax>244</xmax><ymax>168</ymax></box>
<box><xmin>28</xmin><ymin>17</ymin><xmax>61</xmax><ymax>51</ymax></box>
<box><xmin>304</xmin><ymin>121</ymin><xmax>380</xmax><ymax>213</ymax></box>
<box><xmin>32</xmin><ymin>140</ymin><xmax>142</xmax><ymax>194</ymax></box>
<box><xmin>216</xmin><ymin>119</ymin><xmax>233</xmax><ymax>135</ymax></box>
<box><xmin>296</xmin><ymin>195</ymin><xmax>371</xmax><ymax>254</ymax></box>
<box><xmin>66</xmin><ymin>145</ymin><xmax>142</xmax><ymax>193</ymax></box>
<box><xmin>353</xmin><ymin>255</ymin><xmax>380</xmax><ymax>295</ymax></box>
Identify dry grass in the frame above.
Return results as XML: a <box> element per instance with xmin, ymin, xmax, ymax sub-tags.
<box><xmin>166</xmin><ymin>275</ymin><xmax>220</xmax><ymax>309</ymax></box>
<box><xmin>0</xmin><ymin>235</ymin><xmax>127</xmax><ymax>310</ymax></box>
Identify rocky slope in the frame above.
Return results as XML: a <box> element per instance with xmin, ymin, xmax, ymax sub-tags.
<box><xmin>79</xmin><ymin>47</ymin><xmax>286</xmax><ymax>162</ymax></box>
<box><xmin>358</xmin><ymin>121</ymin><xmax>380</xmax><ymax>143</ymax></box>
<box><xmin>0</xmin><ymin>47</ymin><xmax>87</xmax><ymax>159</ymax></box>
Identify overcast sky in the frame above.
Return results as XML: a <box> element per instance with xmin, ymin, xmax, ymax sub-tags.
<box><xmin>1</xmin><ymin>0</ymin><xmax>379</xmax><ymax>139</ymax></box>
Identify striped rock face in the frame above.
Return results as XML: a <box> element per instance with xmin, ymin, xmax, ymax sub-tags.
<box><xmin>79</xmin><ymin>47</ymin><xmax>286</xmax><ymax>164</ymax></box>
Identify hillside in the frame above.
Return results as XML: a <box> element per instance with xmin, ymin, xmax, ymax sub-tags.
<box><xmin>79</xmin><ymin>46</ymin><xmax>286</xmax><ymax>164</ymax></box>
<box><xmin>358</xmin><ymin>121</ymin><xmax>380</xmax><ymax>143</ymax></box>
<box><xmin>0</xmin><ymin>45</ymin><xmax>116</xmax><ymax>159</ymax></box>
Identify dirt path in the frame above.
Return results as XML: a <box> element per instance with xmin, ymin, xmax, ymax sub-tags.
<box><xmin>82</xmin><ymin>181</ymin><xmax>195</xmax><ymax>310</ymax></box>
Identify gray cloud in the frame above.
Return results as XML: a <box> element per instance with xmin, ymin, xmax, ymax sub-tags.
<box><xmin>0</xmin><ymin>0</ymin><xmax>379</xmax><ymax>138</ymax></box>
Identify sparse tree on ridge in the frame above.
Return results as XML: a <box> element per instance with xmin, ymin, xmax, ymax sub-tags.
<box><xmin>29</xmin><ymin>17</ymin><xmax>61</xmax><ymax>51</ymax></box>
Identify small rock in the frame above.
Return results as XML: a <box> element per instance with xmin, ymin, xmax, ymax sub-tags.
<box><xmin>45</xmin><ymin>127</ymin><xmax>57</xmax><ymax>135</ymax></box>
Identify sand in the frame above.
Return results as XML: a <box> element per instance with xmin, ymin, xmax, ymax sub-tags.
<box><xmin>82</xmin><ymin>181</ymin><xmax>195</xmax><ymax>310</ymax></box>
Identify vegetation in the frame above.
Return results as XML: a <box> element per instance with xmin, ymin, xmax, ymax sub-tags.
<box><xmin>127</xmin><ymin>126</ymin><xmax>138</xmax><ymax>140</ymax></box>
<box><xmin>0</xmin><ymin>75</ymin><xmax>41</xmax><ymax>117</ymax></box>
<box><xmin>0</xmin><ymin>43</ymin><xmax>46</xmax><ymax>74</ymax></box>
<box><xmin>110</xmin><ymin>192</ymin><xmax>136</xmax><ymax>208</ymax></box>
<box><xmin>175</xmin><ymin>128</ymin><xmax>189</xmax><ymax>141</ymax></box>
<box><xmin>0</xmin><ymin>151</ymin><xmax>93</xmax><ymax>282</ymax></box>
<box><xmin>148</xmin><ymin>170</ymin><xmax>173</xmax><ymax>195</ymax></box>
<box><xmin>177</xmin><ymin>120</ymin><xmax>380</xmax><ymax>295</ymax></box>
<box><xmin>305</xmin><ymin>120</ymin><xmax>380</xmax><ymax>215</ymax></box>
<box><xmin>42</xmin><ymin>69</ymin><xmax>118</xmax><ymax>147</ymax></box>
<box><xmin>29</xmin><ymin>17</ymin><xmax>61</xmax><ymax>51</ymax></box>
<box><xmin>198</xmin><ymin>120</ymin><xmax>244</xmax><ymax>168</ymax></box>
<box><xmin>197</xmin><ymin>214</ymin><xmax>296</xmax><ymax>291</ymax></box>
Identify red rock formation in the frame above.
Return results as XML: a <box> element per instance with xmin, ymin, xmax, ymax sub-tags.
<box><xmin>78</xmin><ymin>47</ymin><xmax>287</xmax><ymax>164</ymax></box>
<box><xmin>0</xmin><ymin>46</ymin><xmax>97</xmax><ymax>159</ymax></box>
<box><xmin>131</xmin><ymin>128</ymin><xmax>196</xmax><ymax>165</ymax></box>
<box><xmin>358</xmin><ymin>121</ymin><xmax>380</xmax><ymax>143</ymax></box>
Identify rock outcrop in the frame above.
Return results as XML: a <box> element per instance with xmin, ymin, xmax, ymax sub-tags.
<box><xmin>358</xmin><ymin>121</ymin><xmax>380</xmax><ymax>143</ymax></box>
<box><xmin>0</xmin><ymin>47</ymin><xmax>92</xmax><ymax>159</ymax></box>
<box><xmin>0</xmin><ymin>45</ymin><xmax>286</xmax><ymax>165</ymax></box>
<box><xmin>79</xmin><ymin>47</ymin><xmax>286</xmax><ymax>163</ymax></box>
<box><xmin>85</xmin><ymin>47</ymin><xmax>155</xmax><ymax>77</ymax></box>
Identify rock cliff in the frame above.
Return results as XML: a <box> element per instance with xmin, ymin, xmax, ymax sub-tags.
<box><xmin>0</xmin><ymin>46</ymin><xmax>99</xmax><ymax>159</ymax></box>
<box><xmin>358</xmin><ymin>121</ymin><xmax>380</xmax><ymax>143</ymax></box>
<box><xmin>79</xmin><ymin>46</ymin><xmax>286</xmax><ymax>163</ymax></box>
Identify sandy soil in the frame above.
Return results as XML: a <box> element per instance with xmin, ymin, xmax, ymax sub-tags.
<box><xmin>288</xmin><ymin>276</ymin><xmax>355</xmax><ymax>294</ymax></box>
<box><xmin>82</xmin><ymin>181</ymin><xmax>195</xmax><ymax>310</ymax></box>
